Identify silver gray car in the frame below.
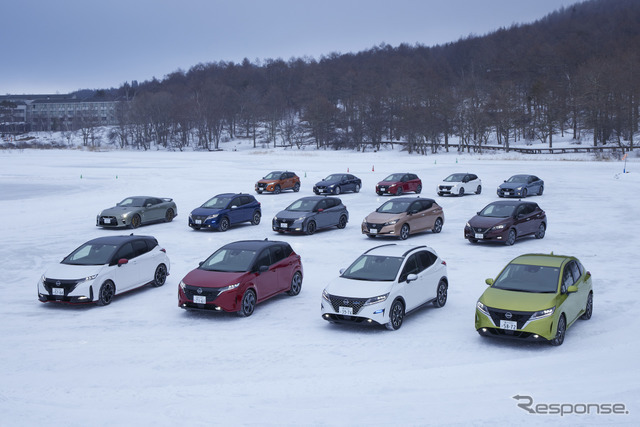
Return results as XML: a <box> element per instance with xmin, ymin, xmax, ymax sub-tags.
<box><xmin>97</xmin><ymin>196</ymin><xmax>177</xmax><ymax>228</ymax></box>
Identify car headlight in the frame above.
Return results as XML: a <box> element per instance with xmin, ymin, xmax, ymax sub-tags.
<box><xmin>219</xmin><ymin>283</ymin><xmax>240</xmax><ymax>293</ymax></box>
<box><xmin>389</xmin><ymin>184</ymin><xmax>396</xmax><ymax>187</ymax></box>
<box><xmin>516</xmin><ymin>186</ymin><xmax>523</xmax><ymax>191</ymax></box>
<box><xmin>179</xmin><ymin>280</ymin><xmax>186</xmax><ymax>290</ymax></box>
<box><xmin>465</xmin><ymin>222</ymin><xmax>471</xmax><ymax>228</ymax></box>
<box><xmin>322</xmin><ymin>289</ymin><xmax>331</xmax><ymax>302</ymax></box>
<box><xmin>530</xmin><ymin>307</ymin><xmax>555</xmax><ymax>321</ymax></box>
<box><xmin>82</xmin><ymin>274</ymin><xmax>98</xmax><ymax>282</ymax></box>
<box><xmin>364</xmin><ymin>293</ymin><xmax>389</xmax><ymax>306</ymax></box>
<box><xmin>476</xmin><ymin>301</ymin><xmax>490</xmax><ymax>316</ymax></box>
<box><xmin>40</xmin><ymin>274</ymin><xmax>46</xmax><ymax>284</ymax></box>
<box><xmin>273</xmin><ymin>216</ymin><xmax>278</xmax><ymax>222</ymax></box>
<box><xmin>206</xmin><ymin>214</ymin><xmax>219</xmax><ymax>220</ymax></box>
<box><xmin>491</xmin><ymin>224</ymin><xmax>505</xmax><ymax>231</ymax></box>
<box><xmin>383</xmin><ymin>220</ymin><xmax>398</xmax><ymax>226</ymax></box>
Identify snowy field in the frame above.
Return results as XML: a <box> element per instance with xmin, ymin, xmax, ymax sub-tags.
<box><xmin>1</xmin><ymin>146</ymin><xmax>639</xmax><ymax>426</ymax></box>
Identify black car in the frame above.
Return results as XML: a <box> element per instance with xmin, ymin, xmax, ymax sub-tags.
<box><xmin>313</xmin><ymin>173</ymin><xmax>362</xmax><ymax>195</ymax></box>
<box><xmin>464</xmin><ymin>200</ymin><xmax>547</xmax><ymax>245</ymax></box>
<box><xmin>188</xmin><ymin>193</ymin><xmax>261</xmax><ymax>231</ymax></box>
<box><xmin>273</xmin><ymin>196</ymin><xmax>349</xmax><ymax>235</ymax></box>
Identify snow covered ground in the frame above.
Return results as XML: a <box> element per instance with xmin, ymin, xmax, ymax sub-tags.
<box><xmin>1</xmin><ymin>145</ymin><xmax>638</xmax><ymax>426</ymax></box>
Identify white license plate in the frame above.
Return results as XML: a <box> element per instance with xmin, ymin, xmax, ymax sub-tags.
<box><xmin>475</xmin><ymin>233</ymin><xmax>483</xmax><ymax>239</ymax></box>
<box><xmin>369</xmin><ymin>229</ymin><xmax>378</xmax><ymax>234</ymax></box>
<box><xmin>103</xmin><ymin>218</ymin><xmax>111</xmax><ymax>224</ymax></box>
<box><xmin>339</xmin><ymin>306</ymin><xmax>353</xmax><ymax>315</ymax></box>
<box><xmin>500</xmin><ymin>320</ymin><xmax>517</xmax><ymax>330</ymax></box>
<box><xmin>52</xmin><ymin>287</ymin><xmax>64</xmax><ymax>296</ymax></box>
<box><xmin>280</xmin><ymin>223</ymin><xmax>288</xmax><ymax>228</ymax></box>
<box><xmin>193</xmin><ymin>295</ymin><xmax>206</xmax><ymax>304</ymax></box>
<box><xmin>195</xmin><ymin>219</ymin><xmax>202</xmax><ymax>225</ymax></box>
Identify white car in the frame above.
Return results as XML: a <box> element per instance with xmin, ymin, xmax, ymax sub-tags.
<box><xmin>321</xmin><ymin>244</ymin><xmax>448</xmax><ymax>330</ymax></box>
<box><xmin>38</xmin><ymin>235</ymin><xmax>170</xmax><ymax>306</ymax></box>
<box><xmin>437</xmin><ymin>173</ymin><xmax>482</xmax><ymax>196</ymax></box>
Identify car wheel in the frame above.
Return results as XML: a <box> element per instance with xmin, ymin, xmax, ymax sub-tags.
<box><xmin>337</xmin><ymin>215</ymin><xmax>347</xmax><ymax>229</ymax></box>
<box><xmin>306</xmin><ymin>220</ymin><xmax>317</xmax><ymax>235</ymax></box>
<box><xmin>97</xmin><ymin>281</ymin><xmax>115</xmax><ymax>306</ymax></box>
<box><xmin>400</xmin><ymin>223</ymin><xmax>410</xmax><ymax>240</ymax></box>
<box><xmin>538</xmin><ymin>186</ymin><xmax>544</xmax><ymax>196</ymax></box>
<box><xmin>522</xmin><ymin>188</ymin><xmax>528</xmax><ymax>198</ymax></box>
<box><xmin>468</xmin><ymin>238</ymin><xmax>478</xmax><ymax>243</ymax></box>
<box><xmin>274</xmin><ymin>185</ymin><xmax>281</xmax><ymax>194</ymax></box>
<box><xmin>130</xmin><ymin>214</ymin><xmax>141</xmax><ymax>229</ymax></box>
<box><xmin>505</xmin><ymin>229</ymin><xmax>516</xmax><ymax>246</ymax></box>
<box><xmin>416</xmin><ymin>184</ymin><xmax>422</xmax><ymax>194</ymax></box>
<box><xmin>293</xmin><ymin>182</ymin><xmax>300</xmax><ymax>192</ymax></box>
<box><xmin>432</xmin><ymin>218</ymin><xmax>443</xmax><ymax>233</ymax></box>
<box><xmin>219</xmin><ymin>217</ymin><xmax>230</xmax><ymax>232</ymax></box>
<box><xmin>433</xmin><ymin>280</ymin><xmax>448</xmax><ymax>308</ymax></box>
<box><xmin>550</xmin><ymin>314</ymin><xmax>566</xmax><ymax>346</ymax></box>
<box><xmin>251</xmin><ymin>211</ymin><xmax>261</xmax><ymax>225</ymax></box>
<box><xmin>287</xmin><ymin>271</ymin><xmax>302</xmax><ymax>296</ymax></box>
<box><xmin>458</xmin><ymin>187</ymin><xmax>465</xmax><ymax>196</ymax></box>
<box><xmin>581</xmin><ymin>292</ymin><xmax>593</xmax><ymax>320</ymax></box>
<box><xmin>237</xmin><ymin>289</ymin><xmax>256</xmax><ymax>317</ymax></box>
<box><xmin>165</xmin><ymin>208</ymin><xmax>175</xmax><ymax>222</ymax></box>
<box><xmin>334</xmin><ymin>186</ymin><xmax>341</xmax><ymax>195</ymax></box>
<box><xmin>395</xmin><ymin>187</ymin><xmax>403</xmax><ymax>196</ymax></box>
<box><xmin>354</xmin><ymin>184</ymin><xmax>360</xmax><ymax>193</ymax></box>
<box><xmin>476</xmin><ymin>185</ymin><xmax>482</xmax><ymax>195</ymax></box>
<box><xmin>385</xmin><ymin>300</ymin><xmax>405</xmax><ymax>331</ymax></box>
<box><xmin>535</xmin><ymin>223</ymin><xmax>546</xmax><ymax>239</ymax></box>
<box><xmin>153</xmin><ymin>264</ymin><xmax>167</xmax><ymax>287</ymax></box>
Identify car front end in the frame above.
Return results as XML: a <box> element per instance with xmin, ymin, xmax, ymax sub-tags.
<box><xmin>361</xmin><ymin>213</ymin><xmax>404</xmax><ymax>238</ymax></box>
<box><xmin>38</xmin><ymin>265</ymin><xmax>104</xmax><ymax>304</ymax></box>
<box><xmin>97</xmin><ymin>207</ymin><xmax>135</xmax><ymax>228</ymax></box>
<box><xmin>272</xmin><ymin>211</ymin><xmax>312</xmax><ymax>233</ymax></box>
<box><xmin>189</xmin><ymin>208</ymin><xmax>225</xmax><ymax>230</ymax></box>
<box><xmin>376</xmin><ymin>181</ymin><xmax>399</xmax><ymax>195</ymax></box>
<box><xmin>464</xmin><ymin>218</ymin><xmax>511</xmax><ymax>242</ymax></box>
<box><xmin>321</xmin><ymin>278</ymin><xmax>394</xmax><ymax>326</ymax></box>
<box><xmin>255</xmin><ymin>180</ymin><xmax>278</xmax><ymax>193</ymax></box>
<box><xmin>437</xmin><ymin>181</ymin><xmax>459</xmax><ymax>195</ymax></box>
<box><xmin>178</xmin><ymin>270</ymin><xmax>247</xmax><ymax>312</ymax></box>
<box><xmin>497</xmin><ymin>183</ymin><xmax>526</xmax><ymax>198</ymax></box>
<box><xmin>314</xmin><ymin>180</ymin><xmax>338</xmax><ymax>194</ymax></box>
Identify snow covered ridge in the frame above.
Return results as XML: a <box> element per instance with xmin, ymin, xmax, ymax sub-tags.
<box><xmin>0</xmin><ymin>149</ymin><xmax>639</xmax><ymax>425</ymax></box>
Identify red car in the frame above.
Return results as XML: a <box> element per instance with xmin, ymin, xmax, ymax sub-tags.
<box><xmin>178</xmin><ymin>240</ymin><xmax>303</xmax><ymax>316</ymax></box>
<box><xmin>376</xmin><ymin>173</ymin><xmax>422</xmax><ymax>196</ymax></box>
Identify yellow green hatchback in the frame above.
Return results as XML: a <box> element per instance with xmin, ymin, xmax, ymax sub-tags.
<box><xmin>475</xmin><ymin>253</ymin><xmax>593</xmax><ymax>346</ymax></box>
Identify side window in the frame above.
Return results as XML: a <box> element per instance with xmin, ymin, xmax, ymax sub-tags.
<box><xmin>269</xmin><ymin>245</ymin><xmax>286</xmax><ymax>264</ymax></box>
<box><xmin>230</xmin><ymin>198</ymin><xmax>241</xmax><ymax>208</ymax></box>
<box><xmin>114</xmin><ymin>242</ymin><xmax>135</xmax><ymax>261</ymax></box>
<box><xmin>316</xmin><ymin>199</ymin><xmax>328</xmax><ymax>211</ymax></box>
<box><xmin>131</xmin><ymin>240</ymin><xmax>148</xmax><ymax>258</ymax></box>
<box><xmin>400</xmin><ymin>254</ymin><xmax>420</xmax><ymax>282</ymax></box>
<box><xmin>516</xmin><ymin>205</ymin><xmax>526</xmax><ymax>217</ymax></box>
<box><xmin>421</xmin><ymin>200</ymin><xmax>433</xmax><ymax>210</ymax></box>
<box><xmin>521</xmin><ymin>204</ymin><xmax>534</xmax><ymax>215</ymax></box>
<box><xmin>255</xmin><ymin>250</ymin><xmax>272</xmax><ymax>270</ymax></box>
<box><xmin>409</xmin><ymin>201</ymin><xmax>421</xmax><ymax>213</ymax></box>
<box><xmin>562</xmin><ymin>263</ymin><xmax>576</xmax><ymax>288</ymax></box>
<box><xmin>570</xmin><ymin>261</ymin><xmax>581</xmax><ymax>282</ymax></box>
<box><xmin>282</xmin><ymin>244</ymin><xmax>293</xmax><ymax>258</ymax></box>
<box><xmin>240</xmin><ymin>196</ymin><xmax>252</xmax><ymax>205</ymax></box>
<box><xmin>417</xmin><ymin>251</ymin><xmax>437</xmax><ymax>270</ymax></box>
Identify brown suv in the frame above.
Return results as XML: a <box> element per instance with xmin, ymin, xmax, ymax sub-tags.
<box><xmin>255</xmin><ymin>171</ymin><xmax>301</xmax><ymax>194</ymax></box>
<box><xmin>362</xmin><ymin>197</ymin><xmax>444</xmax><ymax>240</ymax></box>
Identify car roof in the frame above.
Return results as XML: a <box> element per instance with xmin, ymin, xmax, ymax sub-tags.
<box><xmin>510</xmin><ymin>253</ymin><xmax>572</xmax><ymax>268</ymax></box>
<box><xmin>387</xmin><ymin>197</ymin><xmax>435</xmax><ymax>203</ymax></box>
<box><xmin>215</xmin><ymin>193</ymin><xmax>250</xmax><ymax>198</ymax></box>
<box><xmin>85</xmin><ymin>234</ymin><xmax>154</xmax><ymax>245</ymax></box>
<box><xmin>363</xmin><ymin>244</ymin><xmax>435</xmax><ymax>258</ymax></box>
<box><xmin>486</xmin><ymin>200</ymin><xmax>532</xmax><ymax>206</ymax></box>
<box><xmin>222</xmin><ymin>240</ymin><xmax>287</xmax><ymax>251</ymax></box>
<box><xmin>298</xmin><ymin>196</ymin><xmax>340</xmax><ymax>202</ymax></box>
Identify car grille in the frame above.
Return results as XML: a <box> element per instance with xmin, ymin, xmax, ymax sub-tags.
<box><xmin>487</xmin><ymin>307</ymin><xmax>533</xmax><ymax>329</ymax></box>
<box><xmin>327</xmin><ymin>294</ymin><xmax>367</xmax><ymax>315</ymax></box>
<box><xmin>439</xmin><ymin>185</ymin><xmax>452</xmax><ymax>190</ymax></box>
<box><xmin>98</xmin><ymin>216</ymin><xmax>119</xmax><ymax>226</ymax></box>
<box><xmin>257</xmin><ymin>183</ymin><xmax>267</xmax><ymax>189</ymax></box>
<box><xmin>365</xmin><ymin>222</ymin><xmax>383</xmax><ymax>231</ymax></box>
<box><xmin>43</xmin><ymin>278</ymin><xmax>82</xmax><ymax>295</ymax></box>
<box><xmin>470</xmin><ymin>226</ymin><xmax>490</xmax><ymax>234</ymax></box>
<box><xmin>191</xmin><ymin>215</ymin><xmax>208</xmax><ymax>222</ymax></box>
<box><xmin>183</xmin><ymin>285</ymin><xmax>222</xmax><ymax>301</ymax></box>
<box><xmin>275</xmin><ymin>218</ymin><xmax>295</xmax><ymax>226</ymax></box>
<box><xmin>378</xmin><ymin>186</ymin><xmax>387</xmax><ymax>191</ymax></box>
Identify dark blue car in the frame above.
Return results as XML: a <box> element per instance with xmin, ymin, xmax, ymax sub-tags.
<box><xmin>497</xmin><ymin>175</ymin><xmax>544</xmax><ymax>198</ymax></box>
<box><xmin>313</xmin><ymin>173</ymin><xmax>362</xmax><ymax>195</ymax></box>
<box><xmin>189</xmin><ymin>193</ymin><xmax>261</xmax><ymax>231</ymax></box>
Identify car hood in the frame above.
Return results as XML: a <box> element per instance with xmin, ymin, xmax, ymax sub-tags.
<box><xmin>480</xmin><ymin>287</ymin><xmax>558</xmax><ymax>311</ymax></box>
<box><xmin>377</xmin><ymin>180</ymin><xmax>399</xmax><ymax>186</ymax></box>
<box><xmin>365</xmin><ymin>211</ymin><xmax>403</xmax><ymax>223</ymax></box>
<box><xmin>275</xmin><ymin>210</ymin><xmax>311</xmax><ymax>220</ymax></box>
<box><xmin>182</xmin><ymin>269</ymin><xmax>249</xmax><ymax>288</ymax></box>
<box><xmin>190</xmin><ymin>207</ymin><xmax>224</xmax><ymax>216</ymax></box>
<box><xmin>440</xmin><ymin>180</ymin><xmax>461</xmax><ymax>186</ymax></box>
<box><xmin>324</xmin><ymin>276</ymin><xmax>393</xmax><ymax>298</ymax></box>
<box><xmin>100</xmin><ymin>205</ymin><xmax>139</xmax><ymax>216</ymax></box>
<box><xmin>44</xmin><ymin>263</ymin><xmax>104</xmax><ymax>280</ymax></box>
<box><xmin>499</xmin><ymin>182</ymin><xmax>525</xmax><ymax>190</ymax></box>
<box><xmin>257</xmin><ymin>179</ymin><xmax>278</xmax><ymax>184</ymax></box>
<box><xmin>468</xmin><ymin>215</ymin><xmax>510</xmax><ymax>228</ymax></box>
<box><xmin>315</xmin><ymin>179</ymin><xmax>339</xmax><ymax>186</ymax></box>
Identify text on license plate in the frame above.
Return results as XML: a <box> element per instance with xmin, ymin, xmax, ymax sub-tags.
<box><xmin>193</xmin><ymin>295</ymin><xmax>206</xmax><ymax>304</ymax></box>
<box><xmin>52</xmin><ymin>287</ymin><xmax>64</xmax><ymax>296</ymax></box>
<box><xmin>103</xmin><ymin>218</ymin><xmax>112</xmax><ymax>224</ymax></box>
<box><xmin>339</xmin><ymin>306</ymin><xmax>353</xmax><ymax>315</ymax></box>
<box><xmin>369</xmin><ymin>229</ymin><xmax>378</xmax><ymax>234</ymax></box>
<box><xmin>475</xmin><ymin>233</ymin><xmax>483</xmax><ymax>239</ymax></box>
<box><xmin>195</xmin><ymin>219</ymin><xmax>202</xmax><ymax>224</ymax></box>
<box><xmin>280</xmin><ymin>223</ymin><xmax>288</xmax><ymax>228</ymax></box>
<box><xmin>500</xmin><ymin>320</ymin><xmax>517</xmax><ymax>330</ymax></box>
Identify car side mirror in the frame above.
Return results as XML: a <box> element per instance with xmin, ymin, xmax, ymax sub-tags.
<box><xmin>567</xmin><ymin>285</ymin><xmax>578</xmax><ymax>293</ymax></box>
<box><xmin>316</xmin><ymin>208</ymin><xmax>324</xmax><ymax>212</ymax></box>
<box><xmin>339</xmin><ymin>268</ymin><xmax>345</xmax><ymax>275</ymax></box>
<box><xmin>258</xmin><ymin>265</ymin><xmax>269</xmax><ymax>274</ymax></box>
<box><xmin>198</xmin><ymin>261</ymin><xmax>204</xmax><ymax>266</ymax></box>
<box><xmin>406</xmin><ymin>273</ymin><xmax>418</xmax><ymax>283</ymax></box>
<box><xmin>485</xmin><ymin>278</ymin><xmax>494</xmax><ymax>286</ymax></box>
<box><xmin>117</xmin><ymin>258</ymin><xmax>129</xmax><ymax>266</ymax></box>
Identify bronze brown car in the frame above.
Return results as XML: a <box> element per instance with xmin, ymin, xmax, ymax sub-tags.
<box><xmin>464</xmin><ymin>200</ymin><xmax>546</xmax><ymax>246</ymax></box>
<box><xmin>362</xmin><ymin>197</ymin><xmax>444</xmax><ymax>240</ymax></box>
<box><xmin>255</xmin><ymin>171</ymin><xmax>301</xmax><ymax>194</ymax></box>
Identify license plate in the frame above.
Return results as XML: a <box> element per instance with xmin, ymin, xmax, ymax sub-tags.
<box><xmin>280</xmin><ymin>223</ymin><xmax>288</xmax><ymax>228</ymax></box>
<box><xmin>475</xmin><ymin>233</ymin><xmax>483</xmax><ymax>239</ymax></box>
<box><xmin>339</xmin><ymin>306</ymin><xmax>353</xmax><ymax>315</ymax></box>
<box><xmin>500</xmin><ymin>320</ymin><xmax>517</xmax><ymax>330</ymax></box>
<box><xmin>193</xmin><ymin>295</ymin><xmax>206</xmax><ymax>304</ymax></box>
<box><xmin>52</xmin><ymin>287</ymin><xmax>64</xmax><ymax>296</ymax></box>
<box><xmin>103</xmin><ymin>218</ymin><xmax>111</xmax><ymax>224</ymax></box>
<box><xmin>369</xmin><ymin>229</ymin><xmax>378</xmax><ymax>234</ymax></box>
<box><xmin>195</xmin><ymin>219</ymin><xmax>202</xmax><ymax>224</ymax></box>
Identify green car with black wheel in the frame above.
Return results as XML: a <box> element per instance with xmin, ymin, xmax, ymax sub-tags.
<box><xmin>475</xmin><ymin>253</ymin><xmax>593</xmax><ymax>346</ymax></box>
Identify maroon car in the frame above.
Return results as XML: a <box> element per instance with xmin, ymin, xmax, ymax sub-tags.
<box><xmin>376</xmin><ymin>173</ymin><xmax>422</xmax><ymax>196</ymax></box>
<box><xmin>178</xmin><ymin>240</ymin><xmax>303</xmax><ymax>316</ymax></box>
<box><xmin>464</xmin><ymin>200</ymin><xmax>546</xmax><ymax>246</ymax></box>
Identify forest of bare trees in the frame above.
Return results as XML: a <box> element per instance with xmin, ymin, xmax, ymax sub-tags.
<box><xmin>105</xmin><ymin>0</ymin><xmax>639</xmax><ymax>153</ymax></box>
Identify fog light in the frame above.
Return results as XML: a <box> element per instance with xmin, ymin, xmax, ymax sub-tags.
<box><xmin>323</xmin><ymin>314</ymin><xmax>330</xmax><ymax>319</ymax></box>
<box><xmin>482</xmin><ymin>328</ymin><xmax>487</xmax><ymax>332</ymax></box>
<box><xmin>533</xmin><ymin>334</ymin><xmax>539</xmax><ymax>339</ymax></box>
<box><xmin>497</xmin><ymin>237</ymin><xmax>502</xmax><ymax>240</ymax></box>
<box><xmin>215</xmin><ymin>307</ymin><xmax>221</xmax><ymax>311</ymax></box>
<box><xmin>78</xmin><ymin>296</ymin><xmax>89</xmax><ymax>301</ymax></box>
<box><xmin>367</xmin><ymin>319</ymin><xmax>373</xmax><ymax>323</ymax></box>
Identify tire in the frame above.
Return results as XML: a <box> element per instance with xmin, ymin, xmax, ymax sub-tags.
<box><xmin>399</xmin><ymin>223</ymin><xmax>410</xmax><ymax>240</ymax></box>
<box><xmin>237</xmin><ymin>289</ymin><xmax>256</xmax><ymax>317</ymax></box>
<box><xmin>522</xmin><ymin>188</ymin><xmax>528</xmax><ymax>198</ymax></box>
<box><xmin>550</xmin><ymin>314</ymin><xmax>566</xmax><ymax>346</ymax></box>
<box><xmin>433</xmin><ymin>280</ymin><xmax>448</xmax><ymax>308</ymax></box>
<box><xmin>468</xmin><ymin>238</ymin><xmax>478</xmax><ymax>243</ymax></box>
<box><xmin>305</xmin><ymin>220</ymin><xmax>317</xmax><ymax>235</ymax></box>
<box><xmin>458</xmin><ymin>187</ymin><xmax>465</xmax><ymax>196</ymax></box>
<box><xmin>130</xmin><ymin>214</ymin><xmax>141</xmax><ymax>229</ymax></box>
<box><xmin>505</xmin><ymin>229</ymin><xmax>516</xmax><ymax>246</ymax></box>
<box><xmin>337</xmin><ymin>215</ymin><xmax>347</xmax><ymax>229</ymax></box>
<box><xmin>97</xmin><ymin>281</ymin><xmax>115</xmax><ymax>306</ymax></box>
<box><xmin>416</xmin><ymin>184</ymin><xmax>422</xmax><ymax>194</ymax></box>
<box><xmin>476</xmin><ymin>185</ymin><xmax>482</xmax><ymax>195</ymax></box>
<box><xmin>334</xmin><ymin>186</ymin><xmax>341</xmax><ymax>195</ymax></box>
<box><xmin>538</xmin><ymin>186</ymin><xmax>544</xmax><ymax>196</ymax></box>
<box><xmin>293</xmin><ymin>182</ymin><xmax>300</xmax><ymax>192</ymax></box>
<box><xmin>535</xmin><ymin>223</ymin><xmax>546</xmax><ymax>239</ymax></box>
<box><xmin>153</xmin><ymin>264</ymin><xmax>167</xmax><ymax>287</ymax></box>
<box><xmin>251</xmin><ymin>211</ymin><xmax>261</xmax><ymax>225</ymax></box>
<box><xmin>219</xmin><ymin>217</ymin><xmax>230</xmax><ymax>232</ymax></box>
<box><xmin>165</xmin><ymin>208</ymin><xmax>175</xmax><ymax>222</ymax></box>
<box><xmin>432</xmin><ymin>218</ymin><xmax>443</xmax><ymax>233</ymax></box>
<box><xmin>385</xmin><ymin>300</ymin><xmax>405</xmax><ymax>331</ymax></box>
<box><xmin>395</xmin><ymin>187</ymin><xmax>403</xmax><ymax>196</ymax></box>
<box><xmin>274</xmin><ymin>185</ymin><xmax>281</xmax><ymax>195</ymax></box>
<box><xmin>287</xmin><ymin>271</ymin><xmax>302</xmax><ymax>296</ymax></box>
<box><xmin>354</xmin><ymin>184</ymin><xmax>360</xmax><ymax>193</ymax></box>
<box><xmin>581</xmin><ymin>292</ymin><xmax>593</xmax><ymax>320</ymax></box>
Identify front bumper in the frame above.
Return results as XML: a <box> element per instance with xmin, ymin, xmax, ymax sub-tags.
<box><xmin>273</xmin><ymin>218</ymin><xmax>306</xmax><ymax>233</ymax></box>
<box><xmin>189</xmin><ymin>216</ymin><xmax>221</xmax><ymax>230</ymax></box>
<box><xmin>437</xmin><ymin>185</ymin><xmax>456</xmax><ymax>195</ymax></box>
<box><xmin>464</xmin><ymin>225</ymin><xmax>509</xmax><ymax>242</ymax></box>
<box><xmin>321</xmin><ymin>295</ymin><xmax>389</xmax><ymax>326</ymax></box>
<box><xmin>497</xmin><ymin>188</ymin><xmax>525</xmax><ymax>197</ymax></box>
<box><xmin>178</xmin><ymin>285</ymin><xmax>240</xmax><ymax>312</ymax></box>
<box><xmin>475</xmin><ymin>307</ymin><xmax>556</xmax><ymax>341</ymax></box>
<box><xmin>376</xmin><ymin>185</ymin><xmax>398</xmax><ymax>194</ymax></box>
<box><xmin>313</xmin><ymin>186</ymin><xmax>335</xmax><ymax>194</ymax></box>
<box><xmin>38</xmin><ymin>279</ymin><xmax>95</xmax><ymax>304</ymax></box>
<box><xmin>97</xmin><ymin>215</ymin><xmax>127</xmax><ymax>227</ymax></box>
<box><xmin>362</xmin><ymin>222</ymin><xmax>399</xmax><ymax>237</ymax></box>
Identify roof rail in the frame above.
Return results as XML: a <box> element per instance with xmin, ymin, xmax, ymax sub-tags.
<box><xmin>402</xmin><ymin>245</ymin><xmax>427</xmax><ymax>257</ymax></box>
<box><xmin>363</xmin><ymin>243</ymin><xmax>397</xmax><ymax>254</ymax></box>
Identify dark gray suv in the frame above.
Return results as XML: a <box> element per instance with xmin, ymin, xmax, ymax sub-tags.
<box><xmin>272</xmin><ymin>196</ymin><xmax>349</xmax><ymax>235</ymax></box>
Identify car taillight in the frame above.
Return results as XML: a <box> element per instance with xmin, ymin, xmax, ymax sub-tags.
<box><xmin>441</xmin><ymin>260</ymin><xmax>447</xmax><ymax>266</ymax></box>
<box><xmin>160</xmin><ymin>248</ymin><xmax>166</xmax><ymax>253</ymax></box>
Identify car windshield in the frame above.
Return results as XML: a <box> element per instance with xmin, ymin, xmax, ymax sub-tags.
<box><xmin>200</xmin><ymin>248</ymin><xmax>257</xmax><ymax>272</ymax></box>
<box><xmin>444</xmin><ymin>173</ymin><xmax>466</xmax><ymax>182</ymax></box>
<box><xmin>492</xmin><ymin>263</ymin><xmax>560</xmax><ymax>293</ymax></box>
<box><xmin>479</xmin><ymin>203</ymin><xmax>516</xmax><ymax>218</ymax></box>
<box><xmin>118</xmin><ymin>197</ymin><xmax>145</xmax><ymax>207</ymax></box>
<box><xmin>506</xmin><ymin>175</ymin><xmax>528</xmax><ymax>183</ymax></box>
<box><xmin>382</xmin><ymin>173</ymin><xmax>405</xmax><ymax>182</ymax></box>
<box><xmin>263</xmin><ymin>172</ymin><xmax>282</xmax><ymax>180</ymax></box>
<box><xmin>324</xmin><ymin>174</ymin><xmax>343</xmax><ymax>181</ymax></box>
<box><xmin>62</xmin><ymin>243</ymin><xmax>118</xmax><ymax>266</ymax></box>
<box><xmin>286</xmin><ymin>199</ymin><xmax>317</xmax><ymax>212</ymax></box>
<box><xmin>341</xmin><ymin>255</ymin><xmax>403</xmax><ymax>281</ymax></box>
<box><xmin>201</xmin><ymin>196</ymin><xmax>231</xmax><ymax>209</ymax></box>
<box><xmin>376</xmin><ymin>200</ymin><xmax>410</xmax><ymax>214</ymax></box>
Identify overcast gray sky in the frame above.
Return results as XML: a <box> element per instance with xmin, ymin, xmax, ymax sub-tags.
<box><xmin>1</xmin><ymin>0</ymin><xmax>578</xmax><ymax>94</ymax></box>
